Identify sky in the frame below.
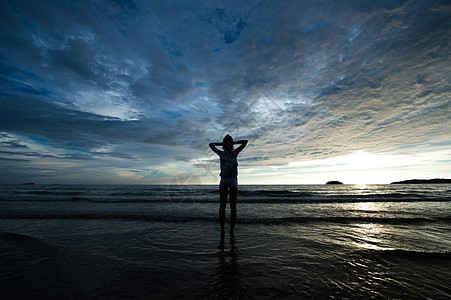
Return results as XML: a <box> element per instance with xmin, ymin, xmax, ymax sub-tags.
<box><xmin>0</xmin><ymin>0</ymin><xmax>450</xmax><ymax>185</ymax></box>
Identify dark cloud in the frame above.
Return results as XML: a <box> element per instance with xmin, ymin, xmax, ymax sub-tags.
<box><xmin>0</xmin><ymin>157</ymin><xmax>29</xmax><ymax>163</ymax></box>
<box><xmin>1</xmin><ymin>0</ymin><xmax>450</xmax><ymax>182</ymax></box>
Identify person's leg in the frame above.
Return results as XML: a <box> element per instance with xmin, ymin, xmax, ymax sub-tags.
<box><xmin>229</xmin><ymin>188</ymin><xmax>237</xmax><ymax>234</ymax></box>
<box><xmin>219</xmin><ymin>188</ymin><xmax>228</xmax><ymax>236</ymax></box>
<box><xmin>229</xmin><ymin>177</ymin><xmax>238</xmax><ymax>234</ymax></box>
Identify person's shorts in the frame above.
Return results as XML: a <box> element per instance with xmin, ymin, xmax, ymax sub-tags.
<box><xmin>219</xmin><ymin>177</ymin><xmax>238</xmax><ymax>191</ymax></box>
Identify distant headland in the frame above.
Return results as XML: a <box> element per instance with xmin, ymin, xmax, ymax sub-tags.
<box><xmin>391</xmin><ymin>178</ymin><xmax>451</xmax><ymax>184</ymax></box>
<box><xmin>326</xmin><ymin>181</ymin><xmax>343</xmax><ymax>185</ymax></box>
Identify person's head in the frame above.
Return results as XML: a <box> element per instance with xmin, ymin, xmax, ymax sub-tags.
<box><xmin>222</xmin><ymin>134</ymin><xmax>234</xmax><ymax>150</ymax></box>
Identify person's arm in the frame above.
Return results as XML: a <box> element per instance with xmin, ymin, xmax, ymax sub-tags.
<box><xmin>209</xmin><ymin>142</ymin><xmax>222</xmax><ymax>155</ymax></box>
<box><xmin>234</xmin><ymin>140</ymin><xmax>248</xmax><ymax>154</ymax></box>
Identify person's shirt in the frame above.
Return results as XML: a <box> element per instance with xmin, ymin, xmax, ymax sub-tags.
<box><xmin>219</xmin><ymin>150</ymin><xmax>238</xmax><ymax>178</ymax></box>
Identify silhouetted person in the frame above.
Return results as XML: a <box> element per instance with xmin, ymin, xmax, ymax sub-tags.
<box><xmin>210</xmin><ymin>134</ymin><xmax>248</xmax><ymax>245</ymax></box>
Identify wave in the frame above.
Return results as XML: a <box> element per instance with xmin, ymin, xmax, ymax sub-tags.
<box><xmin>2</xmin><ymin>231</ymin><xmax>37</xmax><ymax>241</ymax></box>
<box><xmin>366</xmin><ymin>248</ymin><xmax>451</xmax><ymax>259</ymax></box>
<box><xmin>144</xmin><ymin>189</ymin><xmax>450</xmax><ymax>202</ymax></box>
<box><xmin>1</xmin><ymin>213</ymin><xmax>449</xmax><ymax>225</ymax></box>
<box><xmin>0</xmin><ymin>196</ymin><xmax>449</xmax><ymax>203</ymax></box>
<box><xmin>210</xmin><ymin>189</ymin><xmax>441</xmax><ymax>199</ymax></box>
<box><xmin>25</xmin><ymin>190</ymin><xmax>84</xmax><ymax>196</ymax></box>
<box><xmin>1</xmin><ymin>185</ymin><xmax>450</xmax><ymax>203</ymax></box>
<box><xmin>2</xmin><ymin>231</ymin><xmax>49</xmax><ymax>247</ymax></box>
<box><xmin>209</xmin><ymin>190</ymin><xmax>310</xmax><ymax>197</ymax></box>
<box><xmin>107</xmin><ymin>192</ymin><xmax>153</xmax><ymax>196</ymax></box>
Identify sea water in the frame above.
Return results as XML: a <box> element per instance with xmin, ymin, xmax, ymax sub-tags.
<box><xmin>0</xmin><ymin>184</ymin><xmax>450</xmax><ymax>299</ymax></box>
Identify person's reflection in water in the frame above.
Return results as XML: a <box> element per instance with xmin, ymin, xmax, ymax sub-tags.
<box><xmin>215</xmin><ymin>233</ymin><xmax>239</xmax><ymax>298</ymax></box>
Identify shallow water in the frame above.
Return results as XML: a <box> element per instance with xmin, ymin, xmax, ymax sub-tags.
<box><xmin>0</xmin><ymin>184</ymin><xmax>450</xmax><ymax>298</ymax></box>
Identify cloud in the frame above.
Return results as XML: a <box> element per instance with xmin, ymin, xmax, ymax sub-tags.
<box><xmin>1</xmin><ymin>0</ymin><xmax>450</xmax><ymax>183</ymax></box>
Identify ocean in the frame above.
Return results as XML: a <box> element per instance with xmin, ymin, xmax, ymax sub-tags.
<box><xmin>0</xmin><ymin>184</ymin><xmax>450</xmax><ymax>299</ymax></box>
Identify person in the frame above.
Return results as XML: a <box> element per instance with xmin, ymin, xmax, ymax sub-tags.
<box><xmin>209</xmin><ymin>134</ymin><xmax>248</xmax><ymax>242</ymax></box>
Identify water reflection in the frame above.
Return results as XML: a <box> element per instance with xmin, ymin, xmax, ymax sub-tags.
<box><xmin>353</xmin><ymin>223</ymin><xmax>385</xmax><ymax>250</ymax></box>
<box><xmin>354</xmin><ymin>184</ymin><xmax>369</xmax><ymax>191</ymax></box>
<box><xmin>352</xmin><ymin>202</ymin><xmax>386</xmax><ymax>250</ymax></box>
<box><xmin>354</xmin><ymin>201</ymin><xmax>377</xmax><ymax>212</ymax></box>
<box><xmin>215</xmin><ymin>233</ymin><xmax>239</xmax><ymax>298</ymax></box>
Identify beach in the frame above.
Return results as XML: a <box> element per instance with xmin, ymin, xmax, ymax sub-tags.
<box><xmin>1</xmin><ymin>184</ymin><xmax>450</xmax><ymax>299</ymax></box>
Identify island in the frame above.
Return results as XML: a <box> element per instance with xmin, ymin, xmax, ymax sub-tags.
<box><xmin>326</xmin><ymin>181</ymin><xmax>343</xmax><ymax>185</ymax></box>
<box><xmin>391</xmin><ymin>178</ymin><xmax>451</xmax><ymax>184</ymax></box>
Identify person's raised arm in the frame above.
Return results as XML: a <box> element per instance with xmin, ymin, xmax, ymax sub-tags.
<box><xmin>234</xmin><ymin>140</ymin><xmax>248</xmax><ymax>154</ymax></box>
<box><xmin>209</xmin><ymin>142</ymin><xmax>222</xmax><ymax>155</ymax></box>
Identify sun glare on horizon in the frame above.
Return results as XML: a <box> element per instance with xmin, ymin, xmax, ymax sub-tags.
<box><xmin>237</xmin><ymin>149</ymin><xmax>450</xmax><ymax>185</ymax></box>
